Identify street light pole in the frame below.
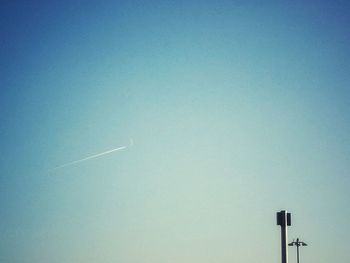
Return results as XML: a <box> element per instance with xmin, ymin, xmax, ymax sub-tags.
<box><xmin>297</xmin><ymin>244</ymin><xmax>299</xmax><ymax>263</ymax></box>
<box><xmin>288</xmin><ymin>238</ymin><xmax>307</xmax><ymax>263</ymax></box>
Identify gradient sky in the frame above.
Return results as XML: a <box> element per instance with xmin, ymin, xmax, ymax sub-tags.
<box><xmin>1</xmin><ymin>1</ymin><xmax>350</xmax><ymax>262</ymax></box>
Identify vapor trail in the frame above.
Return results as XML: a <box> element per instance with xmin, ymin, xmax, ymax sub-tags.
<box><xmin>52</xmin><ymin>145</ymin><xmax>127</xmax><ymax>170</ymax></box>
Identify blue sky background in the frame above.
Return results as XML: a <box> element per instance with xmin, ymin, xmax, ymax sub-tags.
<box><xmin>1</xmin><ymin>1</ymin><xmax>350</xmax><ymax>262</ymax></box>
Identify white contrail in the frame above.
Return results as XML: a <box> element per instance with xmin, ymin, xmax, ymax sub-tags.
<box><xmin>51</xmin><ymin>144</ymin><xmax>128</xmax><ymax>171</ymax></box>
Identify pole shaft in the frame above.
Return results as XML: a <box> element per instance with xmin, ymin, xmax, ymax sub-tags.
<box><xmin>280</xmin><ymin>211</ymin><xmax>288</xmax><ymax>263</ymax></box>
<box><xmin>297</xmin><ymin>245</ymin><xmax>299</xmax><ymax>263</ymax></box>
<box><xmin>281</xmin><ymin>224</ymin><xmax>288</xmax><ymax>263</ymax></box>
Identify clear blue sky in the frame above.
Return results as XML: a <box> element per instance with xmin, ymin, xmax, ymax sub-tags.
<box><xmin>1</xmin><ymin>1</ymin><xmax>350</xmax><ymax>262</ymax></box>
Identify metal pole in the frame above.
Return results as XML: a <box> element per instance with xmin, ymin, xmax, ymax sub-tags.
<box><xmin>296</xmin><ymin>243</ymin><xmax>299</xmax><ymax>263</ymax></box>
<box><xmin>289</xmin><ymin>237</ymin><xmax>307</xmax><ymax>263</ymax></box>
<box><xmin>281</xmin><ymin>213</ymin><xmax>288</xmax><ymax>263</ymax></box>
<box><xmin>277</xmin><ymin>210</ymin><xmax>291</xmax><ymax>263</ymax></box>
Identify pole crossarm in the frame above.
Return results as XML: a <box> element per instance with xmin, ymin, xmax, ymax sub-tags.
<box><xmin>288</xmin><ymin>238</ymin><xmax>308</xmax><ymax>247</ymax></box>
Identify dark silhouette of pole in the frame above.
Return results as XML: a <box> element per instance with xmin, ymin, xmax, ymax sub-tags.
<box><xmin>277</xmin><ymin>210</ymin><xmax>291</xmax><ymax>263</ymax></box>
<box><xmin>289</xmin><ymin>238</ymin><xmax>307</xmax><ymax>263</ymax></box>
